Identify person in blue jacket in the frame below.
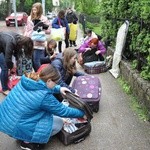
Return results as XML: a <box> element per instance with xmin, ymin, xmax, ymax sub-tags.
<box><xmin>52</xmin><ymin>10</ymin><xmax>70</xmax><ymax>53</ymax></box>
<box><xmin>51</xmin><ymin>48</ymin><xmax>85</xmax><ymax>94</ymax></box>
<box><xmin>0</xmin><ymin>64</ymin><xmax>85</xmax><ymax>150</ymax></box>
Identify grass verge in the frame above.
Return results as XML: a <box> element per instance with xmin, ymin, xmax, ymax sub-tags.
<box><xmin>118</xmin><ymin>77</ymin><xmax>149</xmax><ymax>122</ymax></box>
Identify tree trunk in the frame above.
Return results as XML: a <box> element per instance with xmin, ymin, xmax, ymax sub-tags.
<box><xmin>19</xmin><ymin>0</ymin><xmax>26</xmax><ymax>11</ymax></box>
<box><xmin>6</xmin><ymin>0</ymin><xmax>12</xmax><ymax>16</ymax></box>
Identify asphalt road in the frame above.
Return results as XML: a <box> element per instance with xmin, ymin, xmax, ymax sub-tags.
<box><xmin>0</xmin><ymin>21</ymin><xmax>150</xmax><ymax>150</ymax></box>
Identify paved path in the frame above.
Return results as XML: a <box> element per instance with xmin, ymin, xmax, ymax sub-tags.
<box><xmin>0</xmin><ymin>24</ymin><xmax>150</xmax><ymax>150</ymax></box>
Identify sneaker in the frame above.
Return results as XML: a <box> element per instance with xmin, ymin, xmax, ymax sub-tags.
<box><xmin>20</xmin><ymin>141</ymin><xmax>41</xmax><ymax>150</ymax></box>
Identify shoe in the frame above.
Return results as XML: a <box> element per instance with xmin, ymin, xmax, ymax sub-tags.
<box><xmin>20</xmin><ymin>141</ymin><xmax>41</xmax><ymax>150</ymax></box>
<box><xmin>70</xmin><ymin>44</ymin><xmax>72</xmax><ymax>47</ymax></box>
<box><xmin>73</xmin><ymin>44</ymin><xmax>77</xmax><ymax>47</ymax></box>
<box><xmin>2</xmin><ymin>90</ymin><xmax>10</xmax><ymax>96</ymax></box>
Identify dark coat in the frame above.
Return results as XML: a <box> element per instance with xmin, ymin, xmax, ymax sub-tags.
<box><xmin>0</xmin><ymin>31</ymin><xmax>21</xmax><ymax>69</ymax></box>
<box><xmin>66</xmin><ymin>11</ymin><xmax>78</xmax><ymax>23</ymax></box>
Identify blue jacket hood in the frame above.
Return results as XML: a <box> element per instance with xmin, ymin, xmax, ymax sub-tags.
<box><xmin>21</xmin><ymin>75</ymin><xmax>47</xmax><ymax>90</ymax></box>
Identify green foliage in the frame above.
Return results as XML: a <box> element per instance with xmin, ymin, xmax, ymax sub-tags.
<box><xmin>97</xmin><ymin>0</ymin><xmax>150</xmax><ymax>80</ymax></box>
<box><xmin>118</xmin><ymin>77</ymin><xmax>149</xmax><ymax>122</ymax></box>
<box><xmin>0</xmin><ymin>1</ymin><xmax>7</xmax><ymax>19</ymax></box>
<box><xmin>130</xmin><ymin>96</ymin><xmax>149</xmax><ymax>122</ymax></box>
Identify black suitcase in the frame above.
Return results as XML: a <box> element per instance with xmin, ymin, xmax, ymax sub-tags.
<box><xmin>57</xmin><ymin>92</ymin><xmax>93</xmax><ymax>145</ymax></box>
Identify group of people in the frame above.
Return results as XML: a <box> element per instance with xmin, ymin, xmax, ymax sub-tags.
<box><xmin>0</xmin><ymin>2</ymin><xmax>107</xmax><ymax>150</ymax></box>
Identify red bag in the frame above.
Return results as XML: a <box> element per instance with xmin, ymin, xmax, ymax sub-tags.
<box><xmin>7</xmin><ymin>68</ymin><xmax>20</xmax><ymax>90</ymax></box>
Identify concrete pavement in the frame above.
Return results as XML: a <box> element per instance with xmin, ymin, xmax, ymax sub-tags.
<box><xmin>0</xmin><ymin>25</ymin><xmax>150</xmax><ymax>150</ymax></box>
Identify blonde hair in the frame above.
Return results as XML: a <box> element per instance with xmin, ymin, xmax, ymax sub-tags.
<box><xmin>25</xmin><ymin>64</ymin><xmax>60</xmax><ymax>83</ymax></box>
<box><xmin>30</xmin><ymin>2</ymin><xmax>43</xmax><ymax>20</ymax></box>
<box><xmin>63</xmin><ymin>48</ymin><xmax>77</xmax><ymax>75</ymax></box>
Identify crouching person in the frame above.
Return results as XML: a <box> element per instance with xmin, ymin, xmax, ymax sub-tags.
<box><xmin>0</xmin><ymin>64</ymin><xmax>85</xmax><ymax>150</ymax></box>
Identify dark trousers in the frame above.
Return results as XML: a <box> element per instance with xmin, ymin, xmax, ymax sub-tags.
<box><xmin>69</xmin><ymin>40</ymin><xmax>76</xmax><ymax>46</ymax></box>
<box><xmin>58</xmin><ymin>34</ymin><xmax>69</xmax><ymax>53</ymax></box>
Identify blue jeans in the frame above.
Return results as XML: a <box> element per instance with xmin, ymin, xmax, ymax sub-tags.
<box><xmin>0</xmin><ymin>53</ymin><xmax>9</xmax><ymax>91</ymax></box>
<box><xmin>33</xmin><ymin>49</ymin><xmax>45</xmax><ymax>72</ymax></box>
<box><xmin>51</xmin><ymin>116</ymin><xmax>63</xmax><ymax>136</ymax></box>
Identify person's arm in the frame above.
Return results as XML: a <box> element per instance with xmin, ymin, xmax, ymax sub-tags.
<box><xmin>78</xmin><ymin>42</ymin><xmax>89</xmax><ymax>53</ymax></box>
<box><xmin>64</xmin><ymin>18</ymin><xmax>70</xmax><ymax>34</ymax></box>
<box><xmin>5</xmin><ymin>43</ymin><xmax>14</xmax><ymax>69</ymax></box>
<box><xmin>41</xmin><ymin>92</ymin><xmax>84</xmax><ymax>118</ymax></box>
<box><xmin>52</xmin><ymin>18</ymin><xmax>60</xmax><ymax>28</ymax></box>
<box><xmin>96</xmin><ymin>41</ymin><xmax>106</xmax><ymax>55</ymax></box>
<box><xmin>23</xmin><ymin>16</ymin><xmax>34</xmax><ymax>37</ymax></box>
<box><xmin>74</xmin><ymin>71</ymin><xmax>85</xmax><ymax>77</ymax></box>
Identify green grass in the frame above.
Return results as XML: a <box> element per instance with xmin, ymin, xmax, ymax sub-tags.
<box><xmin>118</xmin><ymin>77</ymin><xmax>149</xmax><ymax>122</ymax></box>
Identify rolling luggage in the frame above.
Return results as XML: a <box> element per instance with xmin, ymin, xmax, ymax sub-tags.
<box><xmin>57</xmin><ymin>92</ymin><xmax>93</xmax><ymax>145</ymax></box>
<box><xmin>72</xmin><ymin>75</ymin><xmax>101</xmax><ymax>112</ymax></box>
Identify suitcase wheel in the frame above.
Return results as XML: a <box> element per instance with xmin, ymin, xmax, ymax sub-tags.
<box><xmin>93</xmin><ymin>107</ymin><xmax>99</xmax><ymax>113</ymax></box>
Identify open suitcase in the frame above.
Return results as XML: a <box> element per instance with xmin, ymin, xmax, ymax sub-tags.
<box><xmin>57</xmin><ymin>92</ymin><xmax>93</xmax><ymax>145</ymax></box>
<box><xmin>72</xmin><ymin>75</ymin><xmax>101</xmax><ymax>112</ymax></box>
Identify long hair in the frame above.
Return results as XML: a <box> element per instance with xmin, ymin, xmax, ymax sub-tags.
<box><xmin>30</xmin><ymin>2</ymin><xmax>43</xmax><ymax>20</ymax></box>
<box><xmin>46</xmin><ymin>39</ymin><xmax>57</xmax><ymax>55</ymax></box>
<box><xmin>25</xmin><ymin>64</ymin><xmax>60</xmax><ymax>83</ymax></box>
<box><xmin>17</xmin><ymin>36</ymin><xmax>33</xmax><ymax>58</ymax></box>
<box><xmin>63</xmin><ymin>48</ymin><xmax>77</xmax><ymax>75</ymax></box>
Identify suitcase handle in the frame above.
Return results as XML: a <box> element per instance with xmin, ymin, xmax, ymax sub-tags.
<box><xmin>63</xmin><ymin>91</ymin><xmax>93</xmax><ymax>121</ymax></box>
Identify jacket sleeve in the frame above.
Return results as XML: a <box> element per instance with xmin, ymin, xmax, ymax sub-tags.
<box><xmin>23</xmin><ymin>16</ymin><xmax>34</xmax><ymax>37</ymax></box>
<box><xmin>74</xmin><ymin>71</ymin><xmax>85</xmax><ymax>77</ymax></box>
<box><xmin>78</xmin><ymin>42</ymin><xmax>88</xmax><ymax>53</ymax></box>
<box><xmin>97</xmin><ymin>41</ymin><xmax>106</xmax><ymax>55</ymax></box>
<box><xmin>41</xmin><ymin>93</ymin><xmax>84</xmax><ymax>118</ymax></box>
<box><xmin>64</xmin><ymin>18</ymin><xmax>70</xmax><ymax>34</ymax></box>
<box><xmin>5</xmin><ymin>43</ymin><xmax>14</xmax><ymax>69</ymax></box>
<box><xmin>52</xmin><ymin>18</ymin><xmax>60</xmax><ymax>28</ymax></box>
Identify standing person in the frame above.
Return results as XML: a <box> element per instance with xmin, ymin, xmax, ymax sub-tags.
<box><xmin>51</xmin><ymin>48</ymin><xmax>85</xmax><ymax>93</ymax></box>
<box><xmin>0</xmin><ymin>64</ymin><xmax>85</xmax><ymax>150</ymax></box>
<box><xmin>24</xmin><ymin>2</ymin><xmax>51</xmax><ymax>72</ymax></box>
<box><xmin>52</xmin><ymin>10</ymin><xmax>70</xmax><ymax>53</ymax></box>
<box><xmin>66</xmin><ymin>8</ymin><xmax>78</xmax><ymax>24</ymax></box>
<box><xmin>0</xmin><ymin>31</ymin><xmax>33</xmax><ymax>95</ymax></box>
<box><xmin>69</xmin><ymin>20</ymin><xmax>78</xmax><ymax>47</ymax></box>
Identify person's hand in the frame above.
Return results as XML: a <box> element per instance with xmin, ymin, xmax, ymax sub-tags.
<box><xmin>85</xmin><ymin>47</ymin><xmax>91</xmax><ymax>51</ymax></box>
<box><xmin>95</xmin><ymin>50</ymin><xmax>101</xmax><ymax>55</ymax></box>
<box><xmin>74</xmin><ymin>89</ymin><xmax>79</xmax><ymax>96</ymax></box>
<box><xmin>60</xmin><ymin>87</ymin><xmax>71</xmax><ymax>95</ymax></box>
<box><xmin>50</xmin><ymin>52</ymin><xmax>58</xmax><ymax>60</ymax></box>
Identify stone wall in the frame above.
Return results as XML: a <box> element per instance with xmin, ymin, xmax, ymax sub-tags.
<box><xmin>107</xmin><ymin>47</ymin><xmax>150</xmax><ymax>112</ymax></box>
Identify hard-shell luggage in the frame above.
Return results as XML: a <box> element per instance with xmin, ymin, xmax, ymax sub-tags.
<box><xmin>72</xmin><ymin>75</ymin><xmax>101</xmax><ymax>112</ymax></box>
<box><xmin>57</xmin><ymin>92</ymin><xmax>93</xmax><ymax>145</ymax></box>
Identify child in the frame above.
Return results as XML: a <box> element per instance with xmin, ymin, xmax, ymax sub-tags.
<box><xmin>40</xmin><ymin>39</ymin><xmax>58</xmax><ymax>64</ymax></box>
<box><xmin>0</xmin><ymin>64</ymin><xmax>85</xmax><ymax>150</ymax></box>
<box><xmin>69</xmin><ymin>20</ymin><xmax>78</xmax><ymax>47</ymax></box>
